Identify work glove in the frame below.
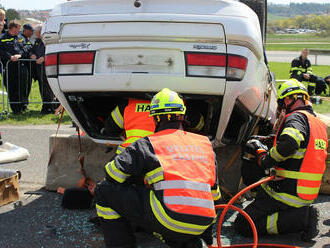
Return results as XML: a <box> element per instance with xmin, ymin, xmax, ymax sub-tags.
<box><xmin>245</xmin><ymin>139</ymin><xmax>268</xmax><ymax>167</ymax></box>
<box><xmin>250</xmin><ymin>134</ymin><xmax>275</xmax><ymax>149</ymax></box>
<box><xmin>245</xmin><ymin>139</ymin><xmax>268</xmax><ymax>156</ymax></box>
<box><xmin>264</xmin><ymin>167</ymin><xmax>276</xmax><ymax>177</ymax></box>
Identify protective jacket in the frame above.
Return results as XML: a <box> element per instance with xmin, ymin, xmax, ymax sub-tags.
<box><xmin>109</xmin><ymin>99</ymin><xmax>155</xmax><ymax>154</ymax></box>
<box><xmin>31</xmin><ymin>38</ymin><xmax>45</xmax><ymax>59</ymax></box>
<box><xmin>18</xmin><ymin>33</ymin><xmax>33</xmax><ymax>55</ymax></box>
<box><xmin>290</xmin><ymin>56</ymin><xmax>313</xmax><ymax>82</ymax></box>
<box><xmin>0</xmin><ymin>32</ymin><xmax>24</xmax><ymax>64</ymax></box>
<box><xmin>104</xmin><ymin>128</ymin><xmax>221</xmax><ymax>235</ymax></box>
<box><xmin>261</xmin><ymin>108</ymin><xmax>328</xmax><ymax>208</ymax></box>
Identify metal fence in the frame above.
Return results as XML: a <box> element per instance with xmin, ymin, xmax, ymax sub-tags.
<box><xmin>0</xmin><ymin>59</ymin><xmax>59</xmax><ymax>118</ymax></box>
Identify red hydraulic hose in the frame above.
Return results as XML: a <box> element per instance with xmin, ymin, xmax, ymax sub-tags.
<box><xmin>208</xmin><ymin>176</ymin><xmax>300</xmax><ymax>248</ymax></box>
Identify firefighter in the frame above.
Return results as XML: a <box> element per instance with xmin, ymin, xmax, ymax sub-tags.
<box><xmin>235</xmin><ymin>79</ymin><xmax>328</xmax><ymax>241</ymax></box>
<box><xmin>102</xmin><ymin>98</ymin><xmax>156</xmax><ymax>154</ymax></box>
<box><xmin>290</xmin><ymin>48</ymin><xmax>327</xmax><ymax>96</ymax></box>
<box><xmin>94</xmin><ymin>88</ymin><xmax>221</xmax><ymax>248</ymax></box>
<box><xmin>102</xmin><ymin>99</ymin><xmax>206</xmax><ymax>155</ymax></box>
<box><xmin>0</xmin><ymin>20</ymin><xmax>28</xmax><ymax>114</ymax></box>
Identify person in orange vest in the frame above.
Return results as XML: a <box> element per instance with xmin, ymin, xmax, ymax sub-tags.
<box><xmin>102</xmin><ymin>98</ymin><xmax>156</xmax><ymax>154</ymax></box>
<box><xmin>94</xmin><ymin>88</ymin><xmax>221</xmax><ymax>248</ymax></box>
<box><xmin>235</xmin><ymin>79</ymin><xmax>328</xmax><ymax>242</ymax></box>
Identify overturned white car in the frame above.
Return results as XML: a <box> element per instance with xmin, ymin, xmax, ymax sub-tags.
<box><xmin>43</xmin><ymin>0</ymin><xmax>277</xmax><ymax>149</ymax></box>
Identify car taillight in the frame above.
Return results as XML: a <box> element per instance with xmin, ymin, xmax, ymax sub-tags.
<box><xmin>226</xmin><ymin>55</ymin><xmax>248</xmax><ymax>81</ymax></box>
<box><xmin>45</xmin><ymin>53</ymin><xmax>58</xmax><ymax>77</ymax></box>
<box><xmin>59</xmin><ymin>51</ymin><xmax>95</xmax><ymax>75</ymax></box>
<box><xmin>45</xmin><ymin>51</ymin><xmax>96</xmax><ymax>77</ymax></box>
<box><xmin>185</xmin><ymin>53</ymin><xmax>226</xmax><ymax>78</ymax></box>
<box><xmin>185</xmin><ymin>52</ymin><xmax>248</xmax><ymax>81</ymax></box>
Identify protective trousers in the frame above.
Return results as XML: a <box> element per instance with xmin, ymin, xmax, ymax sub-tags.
<box><xmin>234</xmin><ymin>189</ymin><xmax>309</xmax><ymax>237</ymax></box>
<box><xmin>22</xmin><ymin>61</ymin><xmax>33</xmax><ymax>110</ymax></box>
<box><xmin>4</xmin><ymin>62</ymin><xmax>27</xmax><ymax>114</ymax></box>
<box><xmin>94</xmin><ymin>180</ymin><xmax>206</xmax><ymax>248</ymax></box>
<box><xmin>35</xmin><ymin>63</ymin><xmax>56</xmax><ymax>111</ymax></box>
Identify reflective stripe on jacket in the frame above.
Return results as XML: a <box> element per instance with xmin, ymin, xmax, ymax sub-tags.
<box><xmin>111</xmin><ymin>99</ymin><xmax>155</xmax><ymax>154</ymax></box>
<box><xmin>263</xmin><ymin>110</ymin><xmax>328</xmax><ymax>205</ymax></box>
<box><xmin>148</xmin><ymin>129</ymin><xmax>216</xmax><ymax>219</ymax></box>
<box><xmin>104</xmin><ymin>127</ymin><xmax>219</xmax><ymax>235</ymax></box>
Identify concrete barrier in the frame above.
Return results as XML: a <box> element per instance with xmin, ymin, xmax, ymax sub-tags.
<box><xmin>45</xmin><ymin>113</ymin><xmax>329</xmax><ymax>194</ymax></box>
<box><xmin>45</xmin><ymin>134</ymin><xmax>116</xmax><ymax>191</ymax></box>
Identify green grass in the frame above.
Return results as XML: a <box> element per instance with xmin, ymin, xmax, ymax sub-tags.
<box><xmin>312</xmin><ymin>99</ymin><xmax>330</xmax><ymax>114</ymax></box>
<box><xmin>267</xmin><ymin>34</ymin><xmax>330</xmax><ymax>43</ymax></box>
<box><xmin>265</xmin><ymin>34</ymin><xmax>330</xmax><ymax>51</ymax></box>
<box><xmin>268</xmin><ymin>62</ymin><xmax>330</xmax><ymax>114</ymax></box>
<box><xmin>266</xmin><ymin>43</ymin><xmax>330</xmax><ymax>51</ymax></box>
<box><xmin>0</xmin><ymin>79</ymin><xmax>71</xmax><ymax>125</ymax></box>
<box><xmin>268</xmin><ymin>62</ymin><xmax>330</xmax><ymax>80</ymax></box>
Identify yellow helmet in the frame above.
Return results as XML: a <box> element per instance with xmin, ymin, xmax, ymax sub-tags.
<box><xmin>150</xmin><ymin>88</ymin><xmax>186</xmax><ymax>116</ymax></box>
<box><xmin>277</xmin><ymin>79</ymin><xmax>309</xmax><ymax>100</ymax></box>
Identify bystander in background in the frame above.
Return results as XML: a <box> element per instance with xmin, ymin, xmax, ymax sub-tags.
<box><xmin>30</xmin><ymin>24</ymin><xmax>57</xmax><ymax>114</ymax></box>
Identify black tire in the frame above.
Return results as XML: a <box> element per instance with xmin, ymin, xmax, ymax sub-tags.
<box><xmin>239</xmin><ymin>0</ymin><xmax>267</xmax><ymax>44</ymax></box>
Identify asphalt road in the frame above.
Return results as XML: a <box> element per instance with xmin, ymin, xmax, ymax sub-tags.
<box><xmin>267</xmin><ymin>51</ymin><xmax>330</xmax><ymax>66</ymax></box>
<box><xmin>0</xmin><ymin>125</ymin><xmax>329</xmax><ymax>248</ymax></box>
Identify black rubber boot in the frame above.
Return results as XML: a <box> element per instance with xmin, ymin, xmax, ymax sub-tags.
<box><xmin>101</xmin><ymin>219</ymin><xmax>136</xmax><ymax>248</ymax></box>
<box><xmin>184</xmin><ymin>238</ymin><xmax>205</xmax><ymax>248</ymax></box>
<box><xmin>168</xmin><ymin>238</ymin><xmax>205</xmax><ymax>248</ymax></box>
<box><xmin>301</xmin><ymin>206</ymin><xmax>319</xmax><ymax>242</ymax></box>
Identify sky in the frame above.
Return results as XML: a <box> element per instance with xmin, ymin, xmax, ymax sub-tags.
<box><xmin>1</xmin><ymin>0</ymin><xmax>330</xmax><ymax>10</ymax></box>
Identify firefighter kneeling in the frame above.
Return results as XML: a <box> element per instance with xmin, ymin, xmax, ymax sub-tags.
<box><xmin>236</xmin><ymin>79</ymin><xmax>328</xmax><ymax>242</ymax></box>
<box><xmin>94</xmin><ymin>88</ymin><xmax>221</xmax><ymax>248</ymax></box>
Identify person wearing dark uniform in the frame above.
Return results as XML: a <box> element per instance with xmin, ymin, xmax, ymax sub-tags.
<box><xmin>18</xmin><ymin>24</ymin><xmax>34</xmax><ymax>110</ymax></box>
<box><xmin>0</xmin><ymin>20</ymin><xmax>28</xmax><ymax>114</ymax></box>
<box><xmin>235</xmin><ymin>79</ymin><xmax>328</xmax><ymax>242</ymax></box>
<box><xmin>95</xmin><ymin>88</ymin><xmax>221</xmax><ymax>248</ymax></box>
<box><xmin>30</xmin><ymin>24</ymin><xmax>56</xmax><ymax>114</ymax></box>
<box><xmin>290</xmin><ymin>48</ymin><xmax>327</xmax><ymax>96</ymax></box>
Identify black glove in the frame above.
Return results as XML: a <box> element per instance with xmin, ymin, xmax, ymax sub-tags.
<box><xmin>245</xmin><ymin>139</ymin><xmax>269</xmax><ymax>168</ymax></box>
<box><xmin>245</xmin><ymin>139</ymin><xmax>268</xmax><ymax>156</ymax></box>
<box><xmin>250</xmin><ymin>134</ymin><xmax>275</xmax><ymax>148</ymax></box>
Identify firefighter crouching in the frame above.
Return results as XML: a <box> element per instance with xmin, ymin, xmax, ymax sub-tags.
<box><xmin>94</xmin><ymin>88</ymin><xmax>221</xmax><ymax>248</ymax></box>
<box><xmin>290</xmin><ymin>48</ymin><xmax>327</xmax><ymax>96</ymax></box>
<box><xmin>102</xmin><ymin>98</ymin><xmax>156</xmax><ymax>155</ymax></box>
<box><xmin>235</xmin><ymin>79</ymin><xmax>328</xmax><ymax>241</ymax></box>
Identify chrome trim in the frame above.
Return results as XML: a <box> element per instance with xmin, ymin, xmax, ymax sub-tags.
<box><xmin>227</xmin><ymin>39</ymin><xmax>262</xmax><ymax>60</ymax></box>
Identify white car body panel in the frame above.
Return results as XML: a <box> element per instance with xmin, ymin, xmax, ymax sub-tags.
<box><xmin>43</xmin><ymin>0</ymin><xmax>277</xmax><ymax>147</ymax></box>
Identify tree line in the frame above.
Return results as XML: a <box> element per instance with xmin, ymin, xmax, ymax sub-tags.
<box><xmin>268</xmin><ymin>14</ymin><xmax>330</xmax><ymax>36</ymax></box>
<box><xmin>0</xmin><ymin>5</ymin><xmax>20</xmax><ymax>20</ymax></box>
<box><xmin>269</xmin><ymin>3</ymin><xmax>330</xmax><ymax>17</ymax></box>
